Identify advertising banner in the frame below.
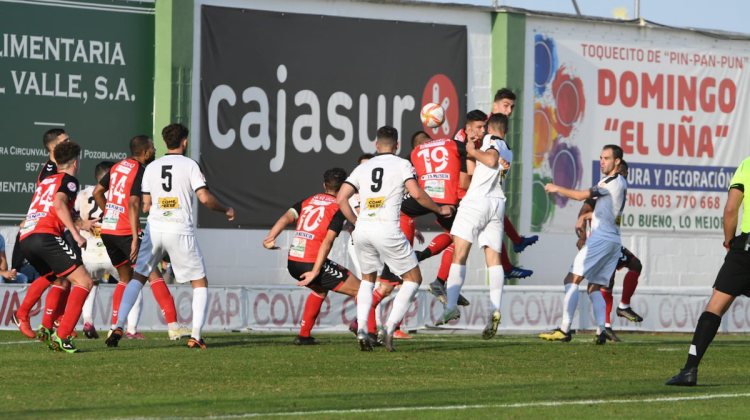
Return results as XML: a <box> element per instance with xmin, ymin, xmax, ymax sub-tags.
<box><xmin>198</xmin><ymin>6</ymin><xmax>467</xmax><ymax>229</ymax></box>
<box><xmin>528</xmin><ymin>19</ymin><xmax>750</xmax><ymax>233</ymax></box>
<box><xmin>0</xmin><ymin>284</ymin><xmax>744</xmax><ymax>334</ymax></box>
<box><xmin>0</xmin><ymin>0</ymin><xmax>155</xmax><ymax>220</ymax></box>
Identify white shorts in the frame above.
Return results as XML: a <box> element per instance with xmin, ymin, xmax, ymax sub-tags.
<box><xmin>450</xmin><ymin>197</ymin><xmax>505</xmax><ymax>253</ymax></box>
<box><xmin>569</xmin><ymin>238</ymin><xmax>621</xmax><ymax>286</ymax></box>
<box><xmin>347</xmin><ymin>234</ymin><xmax>362</xmax><ymax>280</ymax></box>
<box><xmin>134</xmin><ymin>227</ymin><xmax>206</xmax><ymax>283</ymax></box>
<box><xmin>84</xmin><ymin>261</ymin><xmax>119</xmax><ymax>281</ymax></box>
<box><xmin>352</xmin><ymin>228</ymin><xmax>417</xmax><ymax>277</ymax></box>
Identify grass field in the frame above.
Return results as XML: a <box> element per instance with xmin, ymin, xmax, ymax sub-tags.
<box><xmin>3</xmin><ymin>330</ymin><xmax>750</xmax><ymax>419</ymax></box>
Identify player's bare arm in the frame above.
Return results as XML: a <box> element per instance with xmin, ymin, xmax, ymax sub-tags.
<box><xmin>298</xmin><ymin>229</ymin><xmax>338</xmax><ymax>287</ymax></box>
<box><xmin>576</xmin><ymin>211</ymin><xmax>593</xmax><ymax>235</ymax></box>
<box><xmin>336</xmin><ymin>183</ymin><xmax>358</xmax><ymax>225</ymax></box>
<box><xmin>723</xmin><ymin>188</ymin><xmax>743</xmax><ymax>250</ymax></box>
<box><xmin>54</xmin><ymin>191</ymin><xmax>86</xmax><ymax>249</ymax></box>
<box><xmin>466</xmin><ymin>138</ymin><xmax>499</xmax><ymax>169</ymax></box>
<box><xmin>142</xmin><ymin>193</ymin><xmax>152</xmax><ymax>213</ymax></box>
<box><xmin>196</xmin><ymin>188</ymin><xmax>235</xmax><ymax>220</ymax></box>
<box><xmin>92</xmin><ymin>183</ymin><xmax>108</xmax><ymax>217</ymax></box>
<box><xmin>264</xmin><ymin>209</ymin><xmax>296</xmax><ymax>249</ymax></box>
<box><xmin>128</xmin><ymin>195</ymin><xmax>141</xmax><ymax>262</ymax></box>
<box><xmin>405</xmin><ymin>178</ymin><xmax>452</xmax><ymax>216</ymax></box>
<box><xmin>545</xmin><ymin>184</ymin><xmax>591</xmax><ymax>201</ymax></box>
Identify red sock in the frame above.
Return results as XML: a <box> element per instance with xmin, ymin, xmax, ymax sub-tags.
<box><xmin>501</xmin><ymin>244</ymin><xmax>512</xmax><ymax>272</ymax></box>
<box><xmin>150</xmin><ymin>278</ymin><xmax>178</xmax><ymax>323</ymax></box>
<box><xmin>437</xmin><ymin>245</ymin><xmax>453</xmax><ymax>282</ymax></box>
<box><xmin>17</xmin><ymin>276</ymin><xmax>52</xmax><ymax>319</ymax></box>
<box><xmin>368</xmin><ymin>290</ymin><xmax>383</xmax><ymax>333</ymax></box>
<box><xmin>56</xmin><ymin>285</ymin><xmax>90</xmax><ymax>338</ymax></box>
<box><xmin>621</xmin><ymin>271</ymin><xmax>640</xmax><ymax>305</ymax></box>
<box><xmin>427</xmin><ymin>233</ymin><xmax>452</xmax><ymax>256</ymax></box>
<box><xmin>42</xmin><ymin>285</ymin><xmax>66</xmax><ymax>329</ymax></box>
<box><xmin>299</xmin><ymin>293</ymin><xmax>324</xmax><ymax>337</ymax></box>
<box><xmin>504</xmin><ymin>215</ymin><xmax>522</xmax><ymax>244</ymax></box>
<box><xmin>53</xmin><ymin>284</ymin><xmax>71</xmax><ymax>324</ymax></box>
<box><xmin>601</xmin><ymin>288</ymin><xmax>613</xmax><ymax>324</ymax></box>
<box><xmin>111</xmin><ymin>281</ymin><xmax>127</xmax><ymax>326</ymax></box>
<box><xmin>395</xmin><ymin>321</ymin><xmax>402</xmax><ymax>331</ymax></box>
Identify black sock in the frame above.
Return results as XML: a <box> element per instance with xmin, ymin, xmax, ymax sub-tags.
<box><xmin>685</xmin><ymin>311</ymin><xmax>722</xmax><ymax>369</ymax></box>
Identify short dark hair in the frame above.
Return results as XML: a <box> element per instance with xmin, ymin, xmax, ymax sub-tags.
<box><xmin>162</xmin><ymin>123</ymin><xmax>189</xmax><ymax>150</ymax></box>
<box><xmin>410</xmin><ymin>131</ymin><xmax>431</xmax><ymax>148</ymax></box>
<box><xmin>130</xmin><ymin>135</ymin><xmax>152</xmax><ymax>156</ymax></box>
<box><xmin>43</xmin><ymin>128</ymin><xmax>66</xmax><ymax>152</ymax></box>
<box><xmin>95</xmin><ymin>161</ymin><xmax>116</xmax><ymax>181</ymax></box>
<box><xmin>376</xmin><ymin>126</ymin><xmax>398</xmax><ymax>146</ymax></box>
<box><xmin>619</xmin><ymin>159</ymin><xmax>628</xmax><ymax>170</ymax></box>
<box><xmin>323</xmin><ymin>167</ymin><xmax>348</xmax><ymax>193</ymax></box>
<box><xmin>466</xmin><ymin>110</ymin><xmax>488</xmax><ymax>123</ymax></box>
<box><xmin>358</xmin><ymin>153</ymin><xmax>375</xmax><ymax>164</ymax></box>
<box><xmin>494</xmin><ymin>88</ymin><xmax>516</xmax><ymax>103</ymax></box>
<box><xmin>487</xmin><ymin>113</ymin><xmax>509</xmax><ymax>136</ymax></box>
<box><xmin>604</xmin><ymin>144</ymin><xmax>624</xmax><ymax>161</ymax></box>
<box><xmin>54</xmin><ymin>141</ymin><xmax>81</xmax><ymax>168</ymax></box>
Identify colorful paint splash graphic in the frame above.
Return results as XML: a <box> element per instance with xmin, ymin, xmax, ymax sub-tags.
<box><xmin>534</xmin><ymin>35</ymin><xmax>558</xmax><ymax>96</ymax></box>
<box><xmin>531</xmin><ymin>173</ymin><xmax>554</xmax><ymax>232</ymax></box>
<box><xmin>548</xmin><ymin>141</ymin><xmax>583</xmax><ymax>207</ymax></box>
<box><xmin>551</xmin><ymin>66</ymin><xmax>586</xmax><ymax>137</ymax></box>
<box><xmin>533</xmin><ymin>103</ymin><xmax>557</xmax><ymax>168</ymax></box>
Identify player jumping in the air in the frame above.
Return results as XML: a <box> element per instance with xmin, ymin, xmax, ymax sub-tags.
<box><xmin>576</xmin><ymin>159</ymin><xmax>643</xmax><ymax>342</ymax></box>
<box><xmin>264</xmin><ymin>168</ymin><xmax>362</xmax><ymax>345</ymax></box>
<box><xmin>105</xmin><ymin>124</ymin><xmax>234</xmax><ymax>349</ymax></box>
<box><xmin>539</xmin><ymin>145</ymin><xmax>627</xmax><ymax>345</ymax></box>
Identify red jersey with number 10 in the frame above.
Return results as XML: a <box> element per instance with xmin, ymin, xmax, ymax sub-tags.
<box><xmin>19</xmin><ymin>173</ymin><xmax>79</xmax><ymax>240</ymax></box>
<box><xmin>410</xmin><ymin>138</ymin><xmax>467</xmax><ymax>205</ymax></box>
<box><xmin>288</xmin><ymin>193</ymin><xmax>346</xmax><ymax>263</ymax></box>
<box><xmin>99</xmin><ymin>158</ymin><xmax>145</xmax><ymax>236</ymax></box>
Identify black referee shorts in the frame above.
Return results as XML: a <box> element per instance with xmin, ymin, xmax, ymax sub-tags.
<box><xmin>714</xmin><ymin>233</ymin><xmax>750</xmax><ymax>297</ymax></box>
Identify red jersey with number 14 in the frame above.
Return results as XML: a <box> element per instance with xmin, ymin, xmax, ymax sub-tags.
<box><xmin>99</xmin><ymin>158</ymin><xmax>145</xmax><ymax>236</ymax></box>
<box><xmin>288</xmin><ymin>193</ymin><xmax>346</xmax><ymax>263</ymax></box>
<box><xmin>410</xmin><ymin>138</ymin><xmax>467</xmax><ymax>205</ymax></box>
<box><xmin>19</xmin><ymin>173</ymin><xmax>79</xmax><ymax>240</ymax></box>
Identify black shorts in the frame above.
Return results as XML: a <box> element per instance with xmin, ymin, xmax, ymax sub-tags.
<box><xmin>101</xmin><ymin>233</ymin><xmax>139</xmax><ymax>268</ymax></box>
<box><xmin>19</xmin><ymin>233</ymin><xmax>82</xmax><ymax>280</ymax></box>
<box><xmin>714</xmin><ymin>233</ymin><xmax>750</xmax><ymax>297</ymax></box>
<box><xmin>615</xmin><ymin>247</ymin><xmax>636</xmax><ymax>271</ymax></box>
<box><xmin>400</xmin><ymin>194</ymin><xmax>456</xmax><ymax>231</ymax></box>
<box><xmin>379</xmin><ymin>264</ymin><xmax>403</xmax><ymax>286</ymax></box>
<box><xmin>287</xmin><ymin>259</ymin><xmax>348</xmax><ymax>291</ymax></box>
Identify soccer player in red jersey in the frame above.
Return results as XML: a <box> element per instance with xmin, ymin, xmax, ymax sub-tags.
<box><xmin>16</xmin><ymin>141</ymin><xmax>94</xmax><ymax>353</ymax></box>
<box><xmin>94</xmin><ymin>136</ymin><xmax>188</xmax><ymax>340</ymax></box>
<box><xmin>576</xmin><ymin>160</ymin><xmax>643</xmax><ymax>342</ymax></box>
<box><xmin>264</xmin><ymin>168</ymin><xmax>362</xmax><ymax>345</ymax></box>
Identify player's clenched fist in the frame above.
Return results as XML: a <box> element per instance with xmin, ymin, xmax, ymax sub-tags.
<box><xmin>544</xmin><ymin>183</ymin><xmax>559</xmax><ymax>194</ymax></box>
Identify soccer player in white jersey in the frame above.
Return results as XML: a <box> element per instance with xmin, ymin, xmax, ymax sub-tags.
<box><xmin>539</xmin><ymin>145</ymin><xmax>627</xmax><ymax>345</ymax></box>
<box><xmin>75</xmin><ymin>161</ymin><xmax>145</xmax><ymax>339</ymax></box>
<box><xmin>435</xmin><ymin>114</ymin><xmax>512</xmax><ymax>340</ymax></box>
<box><xmin>338</xmin><ymin>126</ymin><xmax>452</xmax><ymax>352</ymax></box>
<box><xmin>105</xmin><ymin>124</ymin><xmax>235</xmax><ymax>349</ymax></box>
<box><xmin>346</xmin><ymin>153</ymin><xmax>374</xmax><ymax>279</ymax></box>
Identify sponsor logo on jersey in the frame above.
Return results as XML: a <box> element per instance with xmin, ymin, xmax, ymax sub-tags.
<box><xmin>365</xmin><ymin>197</ymin><xmax>385</xmax><ymax>210</ymax></box>
<box><xmin>163</xmin><ymin>211</ymin><xmax>173</xmax><ymax>217</ymax></box>
<box><xmin>295</xmin><ymin>231</ymin><xmax>314</xmax><ymax>240</ymax></box>
<box><xmin>421</xmin><ymin>173</ymin><xmax>450</xmax><ymax>180</ymax></box>
<box><xmin>116</xmin><ymin>165</ymin><xmax>132</xmax><ymax>175</ymax></box>
<box><xmin>310</xmin><ymin>199</ymin><xmax>334</xmax><ymax>206</ymax></box>
<box><xmin>67</xmin><ymin>182</ymin><xmax>77</xmax><ymax>192</ymax></box>
<box><xmin>159</xmin><ymin>197</ymin><xmax>180</xmax><ymax>209</ymax></box>
<box><xmin>105</xmin><ymin>203</ymin><xmax>126</xmax><ymax>213</ymax></box>
<box><xmin>120</xmin><ymin>160</ymin><xmax>137</xmax><ymax>168</ymax></box>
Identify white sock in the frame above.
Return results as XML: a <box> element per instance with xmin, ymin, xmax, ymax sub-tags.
<box><xmin>191</xmin><ymin>287</ymin><xmax>209</xmax><ymax>340</ymax></box>
<box><xmin>561</xmin><ymin>283</ymin><xmax>579</xmax><ymax>333</ymax></box>
<box><xmin>356</xmin><ymin>280</ymin><xmax>374</xmax><ymax>333</ymax></box>
<box><xmin>115</xmin><ymin>281</ymin><xmax>144</xmax><ymax>329</ymax></box>
<box><xmin>385</xmin><ymin>281</ymin><xmax>420</xmax><ymax>334</ymax></box>
<box><xmin>446</xmin><ymin>264</ymin><xmax>466</xmax><ymax>310</ymax></box>
<box><xmin>488</xmin><ymin>266</ymin><xmax>504</xmax><ymax>312</ymax></box>
<box><xmin>605</xmin><ymin>322</ymin><xmax>612</xmax><ymax>328</ymax></box>
<box><xmin>618</xmin><ymin>302</ymin><xmax>631</xmax><ymax>309</ymax></box>
<box><xmin>82</xmin><ymin>284</ymin><xmax>98</xmax><ymax>324</ymax></box>
<box><xmin>590</xmin><ymin>290</ymin><xmax>606</xmax><ymax>334</ymax></box>
<box><xmin>168</xmin><ymin>322</ymin><xmax>180</xmax><ymax>331</ymax></box>
<box><xmin>127</xmin><ymin>290</ymin><xmax>144</xmax><ymax>334</ymax></box>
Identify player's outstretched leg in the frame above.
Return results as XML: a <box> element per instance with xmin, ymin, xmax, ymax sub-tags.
<box><xmin>482</xmin><ymin>264</ymin><xmax>504</xmax><ymax>340</ymax></box>
<box><xmin>13</xmin><ymin>275</ymin><xmax>54</xmax><ymax>338</ymax></box>
<box><xmin>82</xmin><ymin>281</ymin><xmax>100</xmax><ymax>339</ymax></box>
<box><xmin>295</xmin><ymin>290</ymin><xmax>325</xmax><ymax>346</ymax></box>
<box><xmin>617</xmin><ymin>258</ymin><xmax>644</xmax><ymax>322</ymax></box>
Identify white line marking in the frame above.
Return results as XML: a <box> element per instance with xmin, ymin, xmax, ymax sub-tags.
<box><xmin>88</xmin><ymin>393</ymin><xmax>750</xmax><ymax>420</ymax></box>
<box><xmin>34</xmin><ymin>122</ymin><xmax>65</xmax><ymax>126</ymax></box>
<box><xmin>0</xmin><ymin>340</ymin><xmax>39</xmax><ymax>345</ymax></box>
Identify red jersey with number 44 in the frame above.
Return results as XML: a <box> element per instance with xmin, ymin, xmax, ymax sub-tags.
<box><xmin>288</xmin><ymin>193</ymin><xmax>346</xmax><ymax>263</ymax></box>
<box><xmin>410</xmin><ymin>138</ymin><xmax>467</xmax><ymax>205</ymax></box>
<box><xmin>99</xmin><ymin>158</ymin><xmax>145</xmax><ymax>236</ymax></box>
<box><xmin>19</xmin><ymin>173</ymin><xmax>79</xmax><ymax>240</ymax></box>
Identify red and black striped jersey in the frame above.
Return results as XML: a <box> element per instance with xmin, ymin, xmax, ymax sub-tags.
<box><xmin>20</xmin><ymin>173</ymin><xmax>79</xmax><ymax>240</ymax></box>
<box><xmin>99</xmin><ymin>158</ymin><xmax>145</xmax><ymax>236</ymax></box>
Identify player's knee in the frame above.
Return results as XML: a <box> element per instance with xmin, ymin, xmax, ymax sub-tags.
<box><xmin>630</xmin><ymin>258</ymin><xmax>642</xmax><ymax>273</ymax></box>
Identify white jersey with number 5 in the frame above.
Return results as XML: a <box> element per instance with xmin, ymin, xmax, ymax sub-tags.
<box><xmin>465</xmin><ymin>134</ymin><xmax>512</xmax><ymax>200</ymax></box>
<box><xmin>344</xmin><ymin>153</ymin><xmax>415</xmax><ymax>231</ymax></box>
<box><xmin>142</xmin><ymin>154</ymin><xmax>207</xmax><ymax>235</ymax></box>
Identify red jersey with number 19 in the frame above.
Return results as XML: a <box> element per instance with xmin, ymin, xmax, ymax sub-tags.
<box><xmin>410</xmin><ymin>138</ymin><xmax>467</xmax><ymax>205</ymax></box>
<box><xmin>288</xmin><ymin>193</ymin><xmax>346</xmax><ymax>263</ymax></box>
<box><xmin>19</xmin><ymin>173</ymin><xmax>79</xmax><ymax>240</ymax></box>
<box><xmin>99</xmin><ymin>158</ymin><xmax>145</xmax><ymax>236</ymax></box>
